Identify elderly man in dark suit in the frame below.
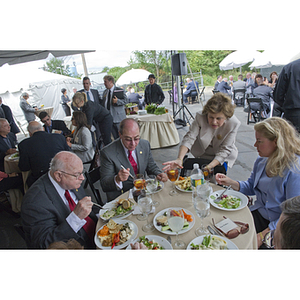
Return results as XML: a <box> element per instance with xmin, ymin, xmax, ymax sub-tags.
<box><xmin>18</xmin><ymin>121</ymin><xmax>70</xmax><ymax>187</ymax></box>
<box><xmin>0</xmin><ymin>97</ymin><xmax>20</xmax><ymax>136</ymax></box>
<box><xmin>78</xmin><ymin>76</ymin><xmax>102</xmax><ymax>104</ymax></box>
<box><xmin>38</xmin><ymin>111</ymin><xmax>71</xmax><ymax>136</ymax></box>
<box><xmin>21</xmin><ymin>151</ymin><xmax>98</xmax><ymax>249</ymax></box>
<box><xmin>183</xmin><ymin>78</ymin><xmax>199</xmax><ymax>104</ymax></box>
<box><xmin>100</xmin><ymin>118</ymin><xmax>168</xmax><ymax>201</ymax></box>
<box><xmin>0</xmin><ymin>118</ymin><xmax>17</xmax><ymax>172</ymax></box>
<box><xmin>217</xmin><ymin>78</ymin><xmax>231</xmax><ymax>95</ymax></box>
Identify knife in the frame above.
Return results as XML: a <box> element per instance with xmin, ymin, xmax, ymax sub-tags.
<box><xmin>207</xmin><ymin>225</ymin><xmax>219</xmax><ymax>236</ymax></box>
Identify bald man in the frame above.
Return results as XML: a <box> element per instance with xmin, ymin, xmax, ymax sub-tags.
<box><xmin>18</xmin><ymin>121</ymin><xmax>70</xmax><ymax>187</ymax></box>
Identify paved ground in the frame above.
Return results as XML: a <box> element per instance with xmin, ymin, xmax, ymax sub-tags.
<box><xmin>0</xmin><ymin>87</ymin><xmax>258</xmax><ymax>249</ymax></box>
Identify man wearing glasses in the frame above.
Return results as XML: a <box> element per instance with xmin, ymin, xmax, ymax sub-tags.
<box><xmin>100</xmin><ymin>118</ymin><xmax>168</xmax><ymax>201</ymax></box>
<box><xmin>21</xmin><ymin>151</ymin><xmax>98</xmax><ymax>249</ymax></box>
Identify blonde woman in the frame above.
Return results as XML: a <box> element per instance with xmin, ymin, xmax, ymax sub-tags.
<box><xmin>216</xmin><ymin>117</ymin><xmax>300</xmax><ymax>248</ymax></box>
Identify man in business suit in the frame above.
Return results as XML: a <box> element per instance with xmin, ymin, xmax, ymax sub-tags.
<box><xmin>21</xmin><ymin>151</ymin><xmax>98</xmax><ymax>249</ymax></box>
<box><xmin>19</xmin><ymin>92</ymin><xmax>38</xmax><ymax>123</ymax></box>
<box><xmin>0</xmin><ymin>118</ymin><xmax>17</xmax><ymax>172</ymax></box>
<box><xmin>38</xmin><ymin>111</ymin><xmax>71</xmax><ymax>136</ymax></box>
<box><xmin>18</xmin><ymin>121</ymin><xmax>70</xmax><ymax>187</ymax></box>
<box><xmin>102</xmin><ymin>75</ymin><xmax>128</xmax><ymax>139</ymax></box>
<box><xmin>100</xmin><ymin>118</ymin><xmax>168</xmax><ymax>201</ymax></box>
<box><xmin>232</xmin><ymin>74</ymin><xmax>247</xmax><ymax>104</ymax></box>
<box><xmin>217</xmin><ymin>78</ymin><xmax>231</xmax><ymax>95</ymax></box>
<box><xmin>0</xmin><ymin>97</ymin><xmax>20</xmax><ymax>136</ymax></box>
<box><xmin>78</xmin><ymin>76</ymin><xmax>102</xmax><ymax>104</ymax></box>
<box><xmin>183</xmin><ymin>78</ymin><xmax>199</xmax><ymax>104</ymax></box>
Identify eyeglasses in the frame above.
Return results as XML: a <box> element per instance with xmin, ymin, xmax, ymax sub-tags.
<box><xmin>59</xmin><ymin>170</ymin><xmax>84</xmax><ymax>180</ymax></box>
<box><xmin>124</xmin><ymin>137</ymin><xmax>140</xmax><ymax>143</ymax></box>
<box><xmin>212</xmin><ymin>217</ymin><xmax>249</xmax><ymax>239</ymax></box>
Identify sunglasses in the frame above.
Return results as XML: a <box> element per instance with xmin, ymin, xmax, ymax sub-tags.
<box><xmin>212</xmin><ymin>216</ymin><xmax>249</xmax><ymax>239</ymax></box>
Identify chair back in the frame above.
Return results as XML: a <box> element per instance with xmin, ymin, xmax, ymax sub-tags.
<box><xmin>246</xmin><ymin>97</ymin><xmax>264</xmax><ymax>124</ymax></box>
<box><xmin>233</xmin><ymin>88</ymin><xmax>246</xmax><ymax>106</ymax></box>
<box><xmin>84</xmin><ymin>166</ymin><xmax>104</xmax><ymax>206</ymax></box>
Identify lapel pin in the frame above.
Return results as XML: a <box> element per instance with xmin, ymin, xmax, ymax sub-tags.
<box><xmin>217</xmin><ymin>134</ymin><xmax>222</xmax><ymax>140</ymax></box>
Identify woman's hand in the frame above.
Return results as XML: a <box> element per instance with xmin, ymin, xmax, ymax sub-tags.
<box><xmin>215</xmin><ymin>173</ymin><xmax>240</xmax><ymax>191</ymax></box>
<box><xmin>67</xmin><ymin>141</ymin><xmax>72</xmax><ymax>147</ymax></box>
<box><xmin>162</xmin><ymin>158</ymin><xmax>183</xmax><ymax>172</ymax></box>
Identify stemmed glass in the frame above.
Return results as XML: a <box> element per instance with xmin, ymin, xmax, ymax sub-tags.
<box><xmin>146</xmin><ymin>175</ymin><xmax>159</xmax><ymax>207</ymax></box>
<box><xmin>193</xmin><ymin>181</ymin><xmax>211</xmax><ymax>236</ymax></box>
<box><xmin>167</xmin><ymin>208</ymin><xmax>185</xmax><ymax>249</ymax></box>
<box><xmin>134</xmin><ymin>174</ymin><xmax>147</xmax><ymax>221</ymax></box>
<box><xmin>167</xmin><ymin>168</ymin><xmax>179</xmax><ymax>196</ymax></box>
<box><xmin>201</xmin><ymin>164</ymin><xmax>214</xmax><ymax>182</ymax></box>
<box><xmin>138</xmin><ymin>195</ymin><xmax>154</xmax><ymax>232</ymax></box>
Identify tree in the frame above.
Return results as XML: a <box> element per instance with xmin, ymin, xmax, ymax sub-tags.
<box><xmin>43</xmin><ymin>57</ymin><xmax>71</xmax><ymax>76</ymax></box>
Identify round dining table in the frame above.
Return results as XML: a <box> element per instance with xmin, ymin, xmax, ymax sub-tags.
<box><xmin>95</xmin><ymin>181</ymin><xmax>258</xmax><ymax>250</ymax></box>
<box><xmin>34</xmin><ymin>106</ymin><xmax>54</xmax><ymax>117</ymax></box>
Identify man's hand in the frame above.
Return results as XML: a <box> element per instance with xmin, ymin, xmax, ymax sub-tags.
<box><xmin>115</xmin><ymin>168</ymin><xmax>130</xmax><ymax>184</ymax></box>
<box><xmin>6</xmin><ymin>148</ymin><xmax>17</xmax><ymax>155</ymax></box>
<box><xmin>73</xmin><ymin>196</ymin><xmax>93</xmax><ymax>220</ymax></box>
<box><xmin>112</xmin><ymin>96</ymin><xmax>118</xmax><ymax>104</ymax></box>
<box><xmin>53</xmin><ymin>130</ymin><xmax>62</xmax><ymax>134</ymax></box>
<box><xmin>156</xmin><ymin>172</ymin><xmax>168</xmax><ymax>182</ymax></box>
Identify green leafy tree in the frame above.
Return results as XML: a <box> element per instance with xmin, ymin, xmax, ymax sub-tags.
<box><xmin>44</xmin><ymin>57</ymin><xmax>70</xmax><ymax>76</ymax></box>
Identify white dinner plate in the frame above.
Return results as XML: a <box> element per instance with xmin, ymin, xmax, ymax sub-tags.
<box><xmin>175</xmin><ymin>184</ymin><xmax>192</xmax><ymax>193</ymax></box>
<box><xmin>146</xmin><ymin>181</ymin><xmax>164</xmax><ymax>195</ymax></box>
<box><xmin>8</xmin><ymin>153</ymin><xmax>19</xmax><ymax>160</ymax></box>
<box><xmin>153</xmin><ymin>207</ymin><xmax>195</xmax><ymax>236</ymax></box>
<box><xmin>126</xmin><ymin>235</ymin><xmax>173</xmax><ymax>250</ymax></box>
<box><xmin>99</xmin><ymin>198</ymin><xmax>136</xmax><ymax>221</ymax></box>
<box><xmin>187</xmin><ymin>235</ymin><xmax>238</xmax><ymax>250</ymax></box>
<box><xmin>94</xmin><ymin>220</ymin><xmax>138</xmax><ymax>250</ymax></box>
<box><xmin>209</xmin><ymin>189</ymin><xmax>248</xmax><ymax>211</ymax></box>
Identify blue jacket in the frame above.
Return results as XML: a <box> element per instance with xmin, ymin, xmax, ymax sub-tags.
<box><xmin>238</xmin><ymin>156</ymin><xmax>300</xmax><ymax>230</ymax></box>
<box><xmin>217</xmin><ymin>81</ymin><xmax>231</xmax><ymax>94</ymax></box>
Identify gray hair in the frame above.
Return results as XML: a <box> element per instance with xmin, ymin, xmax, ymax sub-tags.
<box><xmin>27</xmin><ymin>121</ymin><xmax>42</xmax><ymax>134</ymax></box>
<box><xmin>0</xmin><ymin>118</ymin><xmax>8</xmax><ymax>129</ymax></box>
<box><xmin>279</xmin><ymin>196</ymin><xmax>300</xmax><ymax>249</ymax></box>
<box><xmin>20</xmin><ymin>92</ymin><xmax>29</xmax><ymax>100</ymax></box>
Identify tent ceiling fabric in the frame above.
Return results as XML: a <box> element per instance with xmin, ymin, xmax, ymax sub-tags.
<box><xmin>116</xmin><ymin>69</ymin><xmax>151</xmax><ymax>86</ymax></box>
<box><xmin>0</xmin><ymin>50</ymin><xmax>94</xmax><ymax>67</ymax></box>
<box><xmin>219</xmin><ymin>50</ymin><xmax>262</xmax><ymax>70</ymax></box>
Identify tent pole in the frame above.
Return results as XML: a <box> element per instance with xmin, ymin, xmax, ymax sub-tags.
<box><xmin>81</xmin><ymin>54</ymin><xmax>88</xmax><ymax>76</ymax></box>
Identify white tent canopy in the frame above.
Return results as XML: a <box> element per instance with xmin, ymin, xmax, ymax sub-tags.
<box><xmin>0</xmin><ymin>63</ymin><xmax>83</xmax><ymax>132</ymax></box>
<box><xmin>219</xmin><ymin>50</ymin><xmax>263</xmax><ymax>70</ymax></box>
<box><xmin>249</xmin><ymin>49</ymin><xmax>300</xmax><ymax>69</ymax></box>
<box><xmin>116</xmin><ymin>69</ymin><xmax>151</xmax><ymax>86</ymax></box>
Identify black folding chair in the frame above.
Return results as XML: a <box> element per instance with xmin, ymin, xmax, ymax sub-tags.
<box><xmin>84</xmin><ymin>166</ymin><xmax>104</xmax><ymax>206</ymax></box>
<box><xmin>247</xmin><ymin>98</ymin><xmax>264</xmax><ymax>124</ymax></box>
<box><xmin>199</xmin><ymin>86</ymin><xmax>206</xmax><ymax>102</ymax></box>
<box><xmin>233</xmin><ymin>88</ymin><xmax>246</xmax><ymax>107</ymax></box>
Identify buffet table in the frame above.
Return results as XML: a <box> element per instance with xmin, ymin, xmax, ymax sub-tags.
<box><xmin>95</xmin><ymin>181</ymin><xmax>257</xmax><ymax>250</ymax></box>
<box><xmin>126</xmin><ymin>113</ymin><xmax>180</xmax><ymax>149</ymax></box>
<box><xmin>4</xmin><ymin>154</ymin><xmax>30</xmax><ymax>213</ymax></box>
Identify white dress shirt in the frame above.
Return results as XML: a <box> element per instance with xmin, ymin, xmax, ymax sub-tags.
<box><xmin>84</xmin><ymin>89</ymin><xmax>95</xmax><ymax>102</ymax></box>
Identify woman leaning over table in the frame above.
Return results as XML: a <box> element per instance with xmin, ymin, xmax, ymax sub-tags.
<box><xmin>215</xmin><ymin>117</ymin><xmax>300</xmax><ymax>248</ymax></box>
<box><xmin>163</xmin><ymin>93</ymin><xmax>241</xmax><ymax>174</ymax></box>
<box><xmin>66</xmin><ymin>111</ymin><xmax>94</xmax><ymax>167</ymax></box>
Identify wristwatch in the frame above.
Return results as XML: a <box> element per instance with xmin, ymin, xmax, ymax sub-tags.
<box><xmin>262</xmin><ymin>230</ymin><xmax>275</xmax><ymax>249</ymax></box>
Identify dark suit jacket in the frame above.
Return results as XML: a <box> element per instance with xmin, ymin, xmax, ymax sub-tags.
<box><xmin>0</xmin><ymin>132</ymin><xmax>17</xmax><ymax>171</ymax></box>
<box><xmin>78</xmin><ymin>88</ymin><xmax>102</xmax><ymax>105</ymax></box>
<box><xmin>21</xmin><ymin>173</ymin><xmax>98</xmax><ymax>249</ymax></box>
<box><xmin>144</xmin><ymin>83</ymin><xmax>165</xmax><ymax>105</ymax></box>
<box><xmin>18</xmin><ymin>131</ymin><xmax>70</xmax><ymax>183</ymax></box>
<box><xmin>100</xmin><ymin>138</ymin><xmax>162</xmax><ymax>201</ymax></box>
<box><xmin>1</xmin><ymin>104</ymin><xmax>20</xmax><ymax>134</ymax></box>
<box><xmin>217</xmin><ymin>81</ymin><xmax>231</xmax><ymax>94</ymax></box>
<box><xmin>43</xmin><ymin>120</ymin><xmax>71</xmax><ymax>136</ymax></box>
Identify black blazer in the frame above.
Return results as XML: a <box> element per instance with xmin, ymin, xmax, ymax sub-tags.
<box><xmin>18</xmin><ymin>131</ymin><xmax>70</xmax><ymax>178</ymax></box>
<box><xmin>1</xmin><ymin>104</ymin><xmax>20</xmax><ymax>134</ymax></box>
<box><xmin>21</xmin><ymin>173</ymin><xmax>98</xmax><ymax>249</ymax></box>
<box><xmin>78</xmin><ymin>88</ymin><xmax>102</xmax><ymax>105</ymax></box>
<box><xmin>0</xmin><ymin>132</ymin><xmax>17</xmax><ymax>171</ymax></box>
<box><xmin>43</xmin><ymin>120</ymin><xmax>71</xmax><ymax>136</ymax></box>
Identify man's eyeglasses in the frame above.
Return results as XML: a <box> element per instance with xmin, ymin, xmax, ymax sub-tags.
<box><xmin>59</xmin><ymin>170</ymin><xmax>84</xmax><ymax>180</ymax></box>
<box><xmin>124</xmin><ymin>137</ymin><xmax>140</xmax><ymax>143</ymax></box>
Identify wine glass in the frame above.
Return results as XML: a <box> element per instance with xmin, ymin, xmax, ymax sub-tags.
<box><xmin>138</xmin><ymin>195</ymin><xmax>154</xmax><ymax>232</ymax></box>
<box><xmin>146</xmin><ymin>175</ymin><xmax>159</xmax><ymax>207</ymax></box>
<box><xmin>193</xmin><ymin>182</ymin><xmax>211</xmax><ymax>236</ymax></box>
<box><xmin>167</xmin><ymin>208</ymin><xmax>185</xmax><ymax>249</ymax></box>
<box><xmin>201</xmin><ymin>164</ymin><xmax>214</xmax><ymax>182</ymax></box>
<box><xmin>167</xmin><ymin>168</ymin><xmax>179</xmax><ymax>196</ymax></box>
<box><xmin>133</xmin><ymin>174</ymin><xmax>146</xmax><ymax>190</ymax></box>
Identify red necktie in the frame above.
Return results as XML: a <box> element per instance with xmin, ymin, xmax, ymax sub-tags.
<box><xmin>128</xmin><ymin>150</ymin><xmax>138</xmax><ymax>175</ymax></box>
<box><xmin>64</xmin><ymin>190</ymin><xmax>95</xmax><ymax>241</ymax></box>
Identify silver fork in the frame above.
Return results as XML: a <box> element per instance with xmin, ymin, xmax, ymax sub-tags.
<box><xmin>167</xmin><ymin>236</ymin><xmax>172</xmax><ymax>244</ymax></box>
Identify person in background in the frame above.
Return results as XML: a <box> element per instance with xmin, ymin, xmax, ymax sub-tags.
<box><xmin>0</xmin><ymin>97</ymin><xmax>20</xmax><ymax>137</ymax></box>
<box><xmin>61</xmin><ymin>88</ymin><xmax>71</xmax><ymax>116</ymax></box>
<box><xmin>78</xmin><ymin>77</ymin><xmax>102</xmax><ymax>104</ymax></box>
<box><xmin>19</xmin><ymin>92</ymin><xmax>38</xmax><ymax>123</ymax></box>
<box><xmin>18</xmin><ymin>121</ymin><xmax>70</xmax><ymax>187</ymax></box>
<box><xmin>274</xmin><ymin>196</ymin><xmax>300</xmax><ymax>249</ymax></box>
<box><xmin>66</xmin><ymin>111</ymin><xmax>94</xmax><ymax>166</ymax></box>
<box><xmin>163</xmin><ymin>93</ymin><xmax>240</xmax><ymax>175</ymax></box>
<box><xmin>100</xmin><ymin>118</ymin><xmax>168</xmax><ymax>201</ymax></box>
<box><xmin>217</xmin><ymin>78</ymin><xmax>231</xmax><ymax>95</ymax></box>
<box><xmin>0</xmin><ymin>118</ymin><xmax>17</xmax><ymax>172</ymax></box>
<box><xmin>102</xmin><ymin>75</ymin><xmax>128</xmax><ymax>139</ymax></box>
<box><xmin>72</xmin><ymin>92</ymin><xmax>113</xmax><ymax>146</ymax></box>
<box><xmin>214</xmin><ymin>75</ymin><xmax>222</xmax><ymax>90</ymax></box>
<box><xmin>232</xmin><ymin>74</ymin><xmax>247</xmax><ymax>101</ymax></box>
<box><xmin>21</xmin><ymin>151</ymin><xmax>98</xmax><ymax>249</ymax></box>
<box><xmin>128</xmin><ymin>87</ymin><xmax>143</xmax><ymax>109</ymax></box>
<box><xmin>70</xmin><ymin>87</ymin><xmax>77</xmax><ymax>99</ymax></box>
<box><xmin>39</xmin><ymin>111</ymin><xmax>71</xmax><ymax>136</ymax></box>
<box><xmin>228</xmin><ymin>75</ymin><xmax>234</xmax><ymax>87</ymax></box>
<box><xmin>183</xmin><ymin>78</ymin><xmax>199</xmax><ymax>104</ymax></box>
<box><xmin>215</xmin><ymin>117</ymin><xmax>300</xmax><ymax>249</ymax></box>
<box><xmin>144</xmin><ymin>74</ymin><xmax>165</xmax><ymax>105</ymax></box>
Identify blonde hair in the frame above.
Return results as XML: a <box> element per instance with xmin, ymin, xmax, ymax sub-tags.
<box><xmin>254</xmin><ymin>117</ymin><xmax>300</xmax><ymax>177</ymax></box>
<box><xmin>72</xmin><ymin>92</ymin><xmax>87</xmax><ymax>107</ymax></box>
